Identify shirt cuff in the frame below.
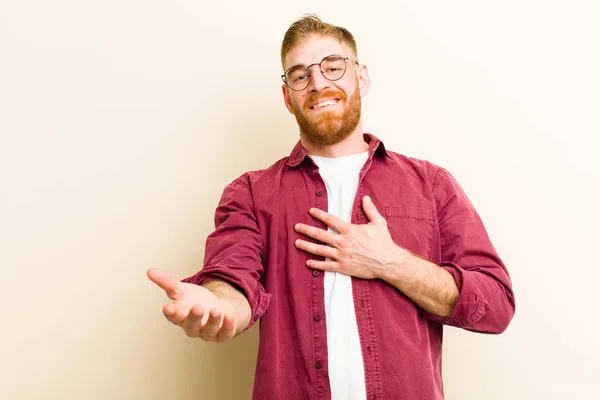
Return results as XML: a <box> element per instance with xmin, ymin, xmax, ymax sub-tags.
<box><xmin>421</xmin><ymin>261</ymin><xmax>490</xmax><ymax>328</ymax></box>
<box><xmin>247</xmin><ymin>289</ymin><xmax>272</xmax><ymax>329</ymax></box>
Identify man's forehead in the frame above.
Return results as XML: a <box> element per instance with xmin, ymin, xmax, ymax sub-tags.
<box><xmin>284</xmin><ymin>35</ymin><xmax>351</xmax><ymax>69</ymax></box>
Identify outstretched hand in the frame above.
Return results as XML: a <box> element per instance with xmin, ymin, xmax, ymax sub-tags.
<box><xmin>294</xmin><ymin>196</ymin><xmax>406</xmax><ymax>280</ymax></box>
<box><xmin>147</xmin><ymin>268</ymin><xmax>237</xmax><ymax>342</ymax></box>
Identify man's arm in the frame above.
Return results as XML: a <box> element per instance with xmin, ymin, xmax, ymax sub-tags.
<box><xmin>181</xmin><ymin>175</ymin><xmax>272</xmax><ymax>332</ymax></box>
<box><xmin>149</xmin><ymin>174</ymin><xmax>270</xmax><ymax>342</ymax></box>
<box><xmin>420</xmin><ymin>167</ymin><xmax>515</xmax><ymax>333</ymax></box>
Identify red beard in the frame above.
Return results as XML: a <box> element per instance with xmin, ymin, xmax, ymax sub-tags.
<box><xmin>291</xmin><ymin>87</ymin><xmax>361</xmax><ymax>146</ymax></box>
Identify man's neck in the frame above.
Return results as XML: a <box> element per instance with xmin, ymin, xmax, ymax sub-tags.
<box><xmin>301</xmin><ymin>129</ymin><xmax>368</xmax><ymax>158</ymax></box>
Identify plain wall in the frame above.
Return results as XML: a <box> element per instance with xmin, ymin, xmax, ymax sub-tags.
<box><xmin>1</xmin><ymin>1</ymin><xmax>598</xmax><ymax>399</ymax></box>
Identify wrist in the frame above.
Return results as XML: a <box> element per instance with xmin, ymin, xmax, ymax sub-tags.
<box><xmin>378</xmin><ymin>244</ymin><xmax>410</xmax><ymax>282</ymax></box>
<box><xmin>202</xmin><ymin>281</ymin><xmax>240</xmax><ymax>314</ymax></box>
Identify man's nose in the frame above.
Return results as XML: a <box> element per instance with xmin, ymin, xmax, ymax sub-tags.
<box><xmin>307</xmin><ymin>64</ymin><xmax>331</xmax><ymax>92</ymax></box>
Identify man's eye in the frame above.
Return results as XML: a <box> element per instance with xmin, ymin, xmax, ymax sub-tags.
<box><xmin>294</xmin><ymin>75</ymin><xmax>308</xmax><ymax>82</ymax></box>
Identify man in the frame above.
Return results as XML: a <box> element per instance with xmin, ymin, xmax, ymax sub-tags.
<box><xmin>148</xmin><ymin>14</ymin><xmax>515</xmax><ymax>400</ymax></box>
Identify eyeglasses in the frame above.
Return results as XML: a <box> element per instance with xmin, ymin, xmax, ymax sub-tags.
<box><xmin>281</xmin><ymin>54</ymin><xmax>359</xmax><ymax>91</ymax></box>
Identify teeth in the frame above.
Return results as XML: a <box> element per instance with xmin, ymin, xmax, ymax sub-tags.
<box><xmin>313</xmin><ymin>99</ymin><xmax>337</xmax><ymax>109</ymax></box>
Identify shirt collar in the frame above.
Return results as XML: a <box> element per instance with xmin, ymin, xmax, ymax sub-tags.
<box><xmin>286</xmin><ymin>133</ymin><xmax>392</xmax><ymax>168</ymax></box>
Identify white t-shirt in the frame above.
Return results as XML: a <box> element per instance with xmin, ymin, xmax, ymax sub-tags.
<box><xmin>311</xmin><ymin>152</ymin><xmax>369</xmax><ymax>400</ymax></box>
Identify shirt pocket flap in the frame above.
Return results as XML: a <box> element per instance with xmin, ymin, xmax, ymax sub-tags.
<box><xmin>385</xmin><ymin>206</ymin><xmax>434</xmax><ymax>221</ymax></box>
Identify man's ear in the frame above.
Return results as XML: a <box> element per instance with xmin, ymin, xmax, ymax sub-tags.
<box><xmin>357</xmin><ymin>64</ymin><xmax>371</xmax><ymax>97</ymax></box>
<box><xmin>282</xmin><ymin>85</ymin><xmax>295</xmax><ymax>114</ymax></box>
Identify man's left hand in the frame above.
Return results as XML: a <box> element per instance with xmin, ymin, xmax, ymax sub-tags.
<box><xmin>294</xmin><ymin>195</ymin><xmax>407</xmax><ymax>279</ymax></box>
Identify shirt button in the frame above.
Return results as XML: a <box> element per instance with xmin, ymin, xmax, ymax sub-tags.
<box><xmin>316</xmin><ymin>189</ymin><xmax>323</xmax><ymax>196</ymax></box>
<box><xmin>315</xmin><ymin>361</ymin><xmax>323</xmax><ymax>369</ymax></box>
<box><xmin>312</xmin><ymin>270</ymin><xmax>320</xmax><ymax>277</ymax></box>
<box><xmin>313</xmin><ymin>314</ymin><xmax>321</xmax><ymax>321</ymax></box>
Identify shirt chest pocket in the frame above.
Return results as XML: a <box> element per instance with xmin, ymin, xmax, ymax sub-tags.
<box><xmin>384</xmin><ymin>206</ymin><xmax>435</xmax><ymax>260</ymax></box>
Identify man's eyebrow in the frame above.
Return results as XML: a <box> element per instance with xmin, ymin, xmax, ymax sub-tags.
<box><xmin>285</xmin><ymin>64</ymin><xmax>307</xmax><ymax>73</ymax></box>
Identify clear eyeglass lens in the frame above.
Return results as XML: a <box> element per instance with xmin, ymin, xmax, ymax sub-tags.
<box><xmin>321</xmin><ymin>56</ymin><xmax>346</xmax><ymax>80</ymax></box>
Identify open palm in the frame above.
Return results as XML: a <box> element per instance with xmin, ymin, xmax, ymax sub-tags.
<box><xmin>147</xmin><ymin>268</ymin><xmax>237</xmax><ymax>342</ymax></box>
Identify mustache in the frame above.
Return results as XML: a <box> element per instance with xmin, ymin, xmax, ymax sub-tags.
<box><xmin>304</xmin><ymin>90</ymin><xmax>347</xmax><ymax>110</ymax></box>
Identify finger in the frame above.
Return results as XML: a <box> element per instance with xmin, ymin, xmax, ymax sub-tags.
<box><xmin>294</xmin><ymin>223</ymin><xmax>336</xmax><ymax>245</ymax></box>
<box><xmin>147</xmin><ymin>268</ymin><xmax>181</xmax><ymax>299</ymax></box>
<box><xmin>201</xmin><ymin>309</ymin><xmax>224</xmax><ymax>341</ymax></box>
<box><xmin>295</xmin><ymin>239</ymin><xmax>338</xmax><ymax>259</ymax></box>
<box><xmin>216</xmin><ymin>314</ymin><xmax>237</xmax><ymax>343</ymax></box>
<box><xmin>362</xmin><ymin>196</ymin><xmax>385</xmax><ymax>224</ymax></box>
<box><xmin>182</xmin><ymin>304</ymin><xmax>206</xmax><ymax>337</ymax></box>
<box><xmin>306</xmin><ymin>259</ymin><xmax>341</xmax><ymax>272</ymax></box>
<box><xmin>163</xmin><ymin>303</ymin><xmax>189</xmax><ymax>327</ymax></box>
<box><xmin>308</xmin><ymin>208</ymin><xmax>348</xmax><ymax>233</ymax></box>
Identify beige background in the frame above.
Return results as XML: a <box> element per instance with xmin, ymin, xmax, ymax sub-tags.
<box><xmin>1</xmin><ymin>1</ymin><xmax>599</xmax><ymax>399</ymax></box>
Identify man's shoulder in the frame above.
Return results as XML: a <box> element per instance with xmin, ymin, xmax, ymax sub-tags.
<box><xmin>383</xmin><ymin>149</ymin><xmax>444</xmax><ymax>178</ymax></box>
<box><xmin>226</xmin><ymin>156</ymin><xmax>291</xmax><ymax>188</ymax></box>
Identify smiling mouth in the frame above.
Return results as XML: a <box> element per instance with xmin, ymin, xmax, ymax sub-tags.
<box><xmin>310</xmin><ymin>99</ymin><xmax>339</xmax><ymax>109</ymax></box>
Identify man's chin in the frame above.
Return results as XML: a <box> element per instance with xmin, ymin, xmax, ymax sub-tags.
<box><xmin>302</xmin><ymin>127</ymin><xmax>352</xmax><ymax>146</ymax></box>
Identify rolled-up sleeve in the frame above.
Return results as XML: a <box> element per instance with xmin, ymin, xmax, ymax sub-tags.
<box><xmin>182</xmin><ymin>175</ymin><xmax>271</xmax><ymax>329</ymax></box>
<box><xmin>423</xmin><ymin>167</ymin><xmax>515</xmax><ymax>334</ymax></box>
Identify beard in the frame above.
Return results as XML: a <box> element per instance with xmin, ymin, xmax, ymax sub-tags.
<box><xmin>291</xmin><ymin>87</ymin><xmax>362</xmax><ymax>146</ymax></box>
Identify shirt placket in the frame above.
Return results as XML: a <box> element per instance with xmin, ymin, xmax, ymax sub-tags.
<box><xmin>309</xmin><ymin>166</ymin><xmax>331</xmax><ymax>400</ymax></box>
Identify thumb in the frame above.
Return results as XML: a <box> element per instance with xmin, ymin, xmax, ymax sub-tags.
<box><xmin>362</xmin><ymin>196</ymin><xmax>385</xmax><ymax>224</ymax></box>
<box><xmin>147</xmin><ymin>267</ymin><xmax>181</xmax><ymax>299</ymax></box>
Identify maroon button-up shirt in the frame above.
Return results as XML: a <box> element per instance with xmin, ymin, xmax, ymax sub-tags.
<box><xmin>183</xmin><ymin>134</ymin><xmax>515</xmax><ymax>400</ymax></box>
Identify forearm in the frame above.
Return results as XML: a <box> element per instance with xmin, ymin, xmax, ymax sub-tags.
<box><xmin>379</xmin><ymin>249</ymin><xmax>459</xmax><ymax>318</ymax></box>
<box><xmin>202</xmin><ymin>280</ymin><xmax>252</xmax><ymax>336</ymax></box>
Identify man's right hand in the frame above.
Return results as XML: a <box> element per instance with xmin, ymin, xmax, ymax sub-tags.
<box><xmin>147</xmin><ymin>267</ymin><xmax>237</xmax><ymax>342</ymax></box>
